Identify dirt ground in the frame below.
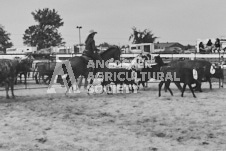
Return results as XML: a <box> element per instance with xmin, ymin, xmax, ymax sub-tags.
<box><xmin>0</xmin><ymin>82</ymin><xmax>226</xmax><ymax>151</ymax></box>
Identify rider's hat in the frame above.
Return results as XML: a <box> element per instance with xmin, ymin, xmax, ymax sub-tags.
<box><xmin>89</xmin><ymin>29</ymin><xmax>97</xmax><ymax>35</ymax></box>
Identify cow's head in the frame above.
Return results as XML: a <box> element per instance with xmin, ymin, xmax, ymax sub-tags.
<box><xmin>210</xmin><ymin>63</ymin><xmax>224</xmax><ymax>79</ymax></box>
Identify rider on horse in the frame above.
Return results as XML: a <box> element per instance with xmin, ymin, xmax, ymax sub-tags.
<box><xmin>82</xmin><ymin>30</ymin><xmax>102</xmax><ymax>62</ymax></box>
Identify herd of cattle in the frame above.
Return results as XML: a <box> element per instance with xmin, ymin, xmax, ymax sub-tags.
<box><xmin>0</xmin><ymin>55</ymin><xmax>224</xmax><ymax>99</ymax></box>
<box><xmin>93</xmin><ymin>56</ymin><xmax>224</xmax><ymax>98</ymax></box>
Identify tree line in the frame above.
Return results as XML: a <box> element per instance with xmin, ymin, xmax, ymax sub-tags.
<box><xmin>0</xmin><ymin>8</ymin><xmax>159</xmax><ymax>53</ymax></box>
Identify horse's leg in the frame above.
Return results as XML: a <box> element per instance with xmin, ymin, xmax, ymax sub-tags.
<box><xmin>87</xmin><ymin>71</ymin><xmax>96</xmax><ymax>92</ymax></box>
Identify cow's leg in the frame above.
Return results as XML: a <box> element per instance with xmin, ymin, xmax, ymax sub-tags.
<box><xmin>5</xmin><ymin>82</ymin><xmax>10</xmax><ymax>99</ymax></box>
<box><xmin>24</xmin><ymin>73</ymin><xmax>27</xmax><ymax>85</ymax></box>
<box><xmin>35</xmin><ymin>72</ymin><xmax>39</xmax><ymax>84</ymax></box>
<box><xmin>38</xmin><ymin>74</ymin><xmax>41</xmax><ymax>84</ymax></box>
<box><xmin>5</xmin><ymin>81</ymin><xmax>10</xmax><ymax>99</ymax></box>
<box><xmin>19</xmin><ymin>73</ymin><xmax>22</xmax><ymax>83</ymax></box>
<box><xmin>174</xmin><ymin>82</ymin><xmax>182</xmax><ymax>92</ymax></box>
<box><xmin>181</xmin><ymin>84</ymin><xmax>187</xmax><ymax>97</ymax></box>
<box><xmin>27</xmin><ymin>72</ymin><xmax>30</xmax><ymax>78</ymax></box>
<box><xmin>221</xmin><ymin>77</ymin><xmax>224</xmax><ymax>88</ymax></box>
<box><xmin>188</xmin><ymin>84</ymin><xmax>196</xmax><ymax>98</ymax></box>
<box><xmin>78</xmin><ymin>76</ymin><xmax>83</xmax><ymax>89</ymax></box>
<box><xmin>10</xmin><ymin>80</ymin><xmax>15</xmax><ymax>98</ymax></box>
<box><xmin>158</xmin><ymin>81</ymin><xmax>164</xmax><ymax>97</ymax></box>
<box><xmin>42</xmin><ymin>74</ymin><xmax>45</xmax><ymax>84</ymax></box>
<box><xmin>164</xmin><ymin>84</ymin><xmax>167</xmax><ymax>92</ymax></box>
<box><xmin>197</xmin><ymin>81</ymin><xmax>203</xmax><ymax>92</ymax></box>
<box><xmin>15</xmin><ymin>75</ymin><xmax>18</xmax><ymax>85</ymax></box>
<box><xmin>207</xmin><ymin>77</ymin><xmax>212</xmax><ymax>90</ymax></box>
<box><xmin>165</xmin><ymin>81</ymin><xmax>173</xmax><ymax>96</ymax></box>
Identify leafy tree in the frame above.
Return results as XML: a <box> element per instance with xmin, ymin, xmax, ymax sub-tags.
<box><xmin>129</xmin><ymin>27</ymin><xmax>158</xmax><ymax>44</ymax></box>
<box><xmin>23</xmin><ymin>8</ymin><xmax>65</xmax><ymax>50</ymax></box>
<box><xmin>0</xmin><ymin>25</ymin><xmax>13</xmax><ymax>53</ymax></box>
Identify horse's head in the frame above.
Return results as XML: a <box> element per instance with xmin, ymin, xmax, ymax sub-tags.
<box><xmin>100</xmin><ymin>46</ymin><xmax>121</xmax><ymax>62</ymax></box>
<box><xmin>154</xmin><ymin>55</ymin><xmax>164</xmax><ymax>66</ymax></box>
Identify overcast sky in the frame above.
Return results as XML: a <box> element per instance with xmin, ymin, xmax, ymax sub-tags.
<box><xmin>1</xmin><ymin>0</ymin><xmax>226</xmax><ymax>47</ymax></box>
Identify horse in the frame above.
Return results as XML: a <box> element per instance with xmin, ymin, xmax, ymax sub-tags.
<box><xmin>52</xmin><ymin>46</ymin><xmax>122</xmax><ymax>94</ymax></box>
<box><xmin>136</xmin><ymin>55</ymin><xmax>165</xmax><ymax>89</ymax></box>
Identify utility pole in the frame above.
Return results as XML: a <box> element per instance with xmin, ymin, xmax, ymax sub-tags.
<box><xmin>76</xmin><ymin>26</ymin><xmax>82</xmax><ymax>52</ymax></box>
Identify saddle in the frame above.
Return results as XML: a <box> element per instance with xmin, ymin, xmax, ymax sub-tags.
<box><xmin>81</xmin><ymin>55</ymin><xmax>93</xmax><ymax>64</ymax></box>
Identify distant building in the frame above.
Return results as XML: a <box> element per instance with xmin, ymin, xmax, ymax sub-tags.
<box><xmin>154</xmin><ymin>42</ymin><xmax>185</xmax><ymax>53</ymax></box>
<box><xmin>6</xmin><ymin>47</ymin><xmax>37</xmax><ymax>54</ymax></box>
<box><xmin>129</xmin><ymin>43</ymin><xmax>155</xmax><ymax>54</ymax></box>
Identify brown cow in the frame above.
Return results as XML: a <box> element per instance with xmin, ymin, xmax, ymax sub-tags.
<box><xmin>0</xmin><ymin>59</ymin><xmax>17</xmax><ymax>99</ymax></box>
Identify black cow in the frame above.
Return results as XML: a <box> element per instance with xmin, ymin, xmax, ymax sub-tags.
<box><xmin>168</xmin><ymin>60</ymin><xmax>224</xmax><ymax>91</ymax></box>
<box><xmin>158</xmin><ymin>66</ymin><xmax>205</xmax><ymax>98</ymax></box>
